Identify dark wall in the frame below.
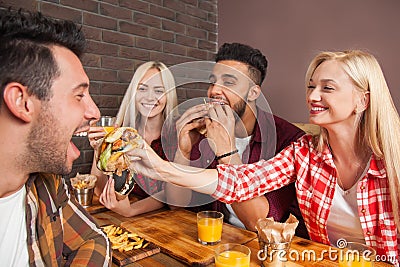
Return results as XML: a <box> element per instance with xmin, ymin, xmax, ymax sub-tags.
<box><xmin>0</xmin><ymin>0</ymin><xmax>217</xmax><ymax>176</ymax></box>
<box><xmin>218</xmin><ymin>0</ymin><xmax>400</xmax><ymax>123</ymax></box>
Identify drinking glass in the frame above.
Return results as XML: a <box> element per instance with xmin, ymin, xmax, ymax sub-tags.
<box><xmin>338</xmin><ymin>242</ymin><xmax>376</xmax><ymax>267</ymax></box>
<box><xmin>197</xmin><ymin>211</ymin><xmax>223</xmax><ymax>245</ymax></box>
<box><xmin>96</xmin><ymin>116</ymin><xmax>116</xmax><ymax>134</ymax></box>
<box><xmin>214</xmin><ymin>243</ymin><xmax>251</xmax><ymax>267</ymax></box>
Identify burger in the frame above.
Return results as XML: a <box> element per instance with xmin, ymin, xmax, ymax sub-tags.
<box><xmin>191</xmin><ymin>99</ymin><xmax>226</xmax><ymax>135</ymax></box>
<box><xmin>97</xmin><ymin>127</ymin><xmax>143</xmax><ymax>200</ymax></box>
<box><xmin>191</xmin><ymin>117</ymin><xmax>207</xmax><ymax>135</ymax></box>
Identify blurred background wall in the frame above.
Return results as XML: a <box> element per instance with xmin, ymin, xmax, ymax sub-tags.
<box><xmin>218</xmin><ymin>0</ymin><xmax>400</xmax><ymax>123</ymax></box>
<box><xmin>1</xmin><ymin>0</ymin><xmax>399</xmax><ymax>176</ymax></box>
<box><xmin>0</xmin><ymin>0</ymin><xmax>218</xmax><ymax>176</ymax></box>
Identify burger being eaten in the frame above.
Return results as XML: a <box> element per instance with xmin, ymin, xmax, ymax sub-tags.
<box><xmin>191</xmin><ymin>99</ymin><xmax>226</xmax><ymax>135</ymax></box>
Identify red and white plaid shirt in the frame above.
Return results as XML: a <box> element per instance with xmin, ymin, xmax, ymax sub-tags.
<box><xmin>213</xmin><ymin>135</ymin><xmax>399</xmax><ymax>265</ymax></box>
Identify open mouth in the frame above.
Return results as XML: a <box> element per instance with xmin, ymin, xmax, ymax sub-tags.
<box><xmin>74</xmin><ymin>131</ymin><xmax>88</xmax><ymax>137</ymax></box>
<box><xmin>142</xmin><ymin>103</ymin><xmax>158</xmax><ymax>109</ymax></box>
<box><xmin>69</xmin><ymin>128</ymin><xmax>90</xmax><ymax>161</ymax></box>
<box><xmin>311</xmin><ymin>107</ymin><xmax>327</xmax><ymax>112</ymax></box>
<box><xmin>73</xmin><ymin>126</ymin><xmax>90</xmax><ymax>137</ymax></box>
<box><xmin>209</xmin><ymin>98</ymin><xmax>228</xmax><ymax>106</ymax></box>
<box><xmin>310</xmin><ymin>105</ymin><xmax>328</xmax><ymax>114</ymax></box>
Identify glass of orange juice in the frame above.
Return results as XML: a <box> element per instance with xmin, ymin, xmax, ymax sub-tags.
<box><xmin>97</xmin><ymin>116</ymin><xmax>116</xmax><ymax>134</ymax></box>
<box><xmin>338</xmin><ymin>242</ymin><xmax>376</xmax><ymax>267</ymax></box>
<box><xmin>215</xmin><ymin>243</ymin><xmax>250</xmax><ymax>267</ymax></box>
<box><xmin>197</xmin><ymin>211</ymin><xmax>223</xmax><ymax>245</ymax></box>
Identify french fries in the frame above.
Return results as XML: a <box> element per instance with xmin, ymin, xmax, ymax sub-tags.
<box><xmin>71</xmin><ymin>173</ymin><xmax>97</xmax><ymax>189</ymax></box>
<box><xmin>72</xmin><ymin>180</ymin><xmax>90</xmax><ymax>189</ymax></box>
<box><xmin>102</xmin><ymin>224</ymin><xmax>149</xmax><ymax>252</ymax></box>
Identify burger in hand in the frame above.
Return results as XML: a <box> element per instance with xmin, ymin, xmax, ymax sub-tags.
<box><xmin>190</xmin><ymin>98</ymin><xmax>226</xmax><ymax>135</ymax></box>
<box><xmin>97</xmin><ymin>127</ymin><xmax>143</xmax><ymax>200</ymax></box>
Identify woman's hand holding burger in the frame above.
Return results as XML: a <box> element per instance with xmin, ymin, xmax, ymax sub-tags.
<box><xmin>99</xmin><ymin>177</ymin><xmax>133</xmax><ymax>217</ymax></box>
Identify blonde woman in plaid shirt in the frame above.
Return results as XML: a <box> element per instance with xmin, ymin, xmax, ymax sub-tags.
<box><xmin>129</xmin><ymin>50</ymin><xmax>400</xmax><ymax>265</ymax></box>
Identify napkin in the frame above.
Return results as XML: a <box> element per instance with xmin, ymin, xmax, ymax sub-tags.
<box><xmin>255</xmin><ymin>214</ymin><xmax>299</xmax><ymax>244</ymax></box>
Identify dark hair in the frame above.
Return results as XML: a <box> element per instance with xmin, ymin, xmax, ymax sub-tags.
<box><xmin>215</xmin><ymin>42</ymin><xmax>268</xmax><ymax>86</ymax></box>
<box><xmin>0</xmin><ymin>9</ymin><xmax>86</xmax><ymax>104</ymax></box>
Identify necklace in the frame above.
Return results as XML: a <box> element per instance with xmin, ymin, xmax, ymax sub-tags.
<box><xmin>336</xmin><ymin>163</ymin><xmax>366</xmax><ymax>193</ymax></box>
<box><xmin>328</xmin><ymin>143</ymin><xmax>370</xmax><ymax>192</ymax></box>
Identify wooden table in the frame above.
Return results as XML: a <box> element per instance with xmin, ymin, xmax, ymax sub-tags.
<box><xmin>244</xmin><ymin>237</ymin><xmax>393</xmax><ymax>267</ymax></box>
<box><xmin>89</xmin><ymin>199</ymin><xmax>394</xmax><ymax>267</ymax></box>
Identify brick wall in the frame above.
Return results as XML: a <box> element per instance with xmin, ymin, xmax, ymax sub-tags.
<box><xmin>0</xmin><ymin>0</ymin><xmax>218</xmax><ymax>177</ymax></box>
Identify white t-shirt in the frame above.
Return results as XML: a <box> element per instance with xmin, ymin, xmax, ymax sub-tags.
<box><xmin>327</xmin><ymin>164</ymin><xmax>370</xmax><ymax>246</ymax></box>
<box><xmin>225</xmin><ymin>136</ymin><xmax>252</xmax><ymax>228</ymax></box>
<box><xmin>0</xmin><ymin>185</ymin><xmax>30</xmax><ymax>266</ymax></box>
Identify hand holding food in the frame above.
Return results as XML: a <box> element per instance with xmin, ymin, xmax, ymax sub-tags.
<box><xmin>97</xmin><ymin>127</ymin><xmax>143</xmax><ymax>199</ymax></box>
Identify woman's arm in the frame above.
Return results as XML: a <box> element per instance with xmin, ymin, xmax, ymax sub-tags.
<box><xmin>99</xmin><ymin>177</ymin><xmax>165</xmax><ymax>217</ymax></box>
<box><xmin>230</xmin><ymin>196</ymin><xmax>270</xmax><ymax>231</ymax></box>
<box><xmin>129</xmin><ymin>139</ymin><xmax>297</xmax><ymax>203</ymax></box>
<box><xmin>129</xmin><ymin>143</ymin><xmax>219</xmax><ymax>193</ymax></box>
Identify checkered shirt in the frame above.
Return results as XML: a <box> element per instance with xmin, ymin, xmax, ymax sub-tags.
<box><xmin>26</xmin><ymin>173</ymin><xmax>111</xmax><ymax>266</ymax></box>
<box><xmin>213</xmin><ymin>135</ymin><xmax>399</xmax><ymax>266</ymax></box>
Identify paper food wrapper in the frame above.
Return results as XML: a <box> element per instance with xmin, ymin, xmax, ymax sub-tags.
<box><xmin>70</xmin><ymin>173</ymin><xmax>97</xmax><ymax>190</ymax></box>
<box><xmin>256</xmin><ymin>214</ymin><xmax>299</xmax><ymax>244</ymax></box>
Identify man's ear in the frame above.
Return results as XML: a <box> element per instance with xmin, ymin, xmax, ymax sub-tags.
<box><xmin>247</xmin><ymin>85</ymin><xmax>261</xmax><ymax>102</ymax></box>
<box><xmin>3</xmin><ymin>82</ymin><xmax>35</xmax><ymax>122</ymax></box>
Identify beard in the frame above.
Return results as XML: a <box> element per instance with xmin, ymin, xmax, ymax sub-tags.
<box><xmin>22</xmin><ymin>103</ymin><xmax>71</xmax><ymax>175</ymax></box>
<box><xmin>232</xmin><ymin>95</ymin><xmax>247</xmax><ymax>121</ymax></box>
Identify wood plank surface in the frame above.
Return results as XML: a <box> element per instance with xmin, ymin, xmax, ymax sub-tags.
<box><xmin>96</xmin><ymin>218</ymin><xmax>161</xmax><ymax>266</ymax></box>
<box><xmin>84</xmin><ymin>195</ymin><xmax>139</xmax><ymax>215</ymax></box>
<box><xmin>121</xmin><ymin>209</ymin><xmax>257</xmax><ymax>266</ymax></box>
<box><xmin>106</xmin><ymin>225</ymin><xmax>160</xmax><ymax>266</ymax></box>
<box><xmin>92</xmin><ymin>209</ymin><xmax>129</xmax><ymax>226</ymax></box>
<box><xmin>244</xmin><ymin>236</ymin><xmax>394</xmax><ymax>267</ymax></box>
<box><xmin>112</xmin><ymin>240</ymin><xmax>160</xmax><ymax>266</ymax></box>
<box><xmin>92</xmin><ymin>209</ymin><xmax>394</xmax><ymax>267</ymax></box>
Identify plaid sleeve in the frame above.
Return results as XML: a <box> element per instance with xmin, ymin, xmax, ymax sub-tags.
<box><xmin>212</xmin><ymin>141</ymin><xmax>298</xmax><ymax>203</ymax></box>
<box><xmin>60</xmin><ymin>182</ymin><xmax>111</xmax><ymax>266</ymax></box>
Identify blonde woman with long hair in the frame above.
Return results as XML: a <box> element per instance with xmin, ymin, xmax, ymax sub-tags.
<box><xmin>89</xmin><ymin>61</ymin><xmax>178</xmax><ymax>217</ymax></box>
<box><xmin>128</xmin><ymin>51</ymin><xmax>400</xmax><ymax>264</ymax></box>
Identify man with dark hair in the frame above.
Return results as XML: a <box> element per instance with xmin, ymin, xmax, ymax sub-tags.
<box><xmin>0</xmin><ymin>9</ymin><xmax>110</xmax><ymax>265</ymax></box>
<box><xmin>172</xmin><ymin>42</ymin><xmax>308</xmax><ymax>237</ymax></box>
<box><xmin>215</xmin><ymin>42</ymin><xmax>268</xmax><ymax>86</ymax></box>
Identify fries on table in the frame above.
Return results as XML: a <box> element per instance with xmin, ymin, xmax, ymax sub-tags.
<box><xmin>102</xmin><ymin>224</ymin><xmax>149</xmax><ymax>252</ymax></box>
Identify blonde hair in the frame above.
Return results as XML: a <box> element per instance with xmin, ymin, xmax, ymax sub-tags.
<box><xmin>305</xmin><ymin>50</ymin><xmax>400</xmax><ymax>231</ymax></box>
<box><xmin>116</xmin><ymin>61</ymin><xmax>178</xmax><ymax>127</ymax></box>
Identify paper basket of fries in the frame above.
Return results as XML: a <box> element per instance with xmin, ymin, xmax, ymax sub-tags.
<box><xmin>256</xmin><ymin>214</ymin><xmax>299</xmax><ymax>267</ymax></box>
<box><xmin>71</xmin><ymin>173</ymin><xmax>97</xmax><ymax>207</ymax></box>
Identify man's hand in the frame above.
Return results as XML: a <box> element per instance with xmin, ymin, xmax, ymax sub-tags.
<box><xmin>206</xmin><ymin>104</ymin><xmax>236</xmax><ymax>157</ymax></box>
<box><xmin>231</xmin><ymin>196</ymin><xmax>270</xmax><ymax>231</ymax></box>
<box><xmin>175</xmin><ymin>104</ymin><xmax>209</xmax><ymax>159</ymax></box>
